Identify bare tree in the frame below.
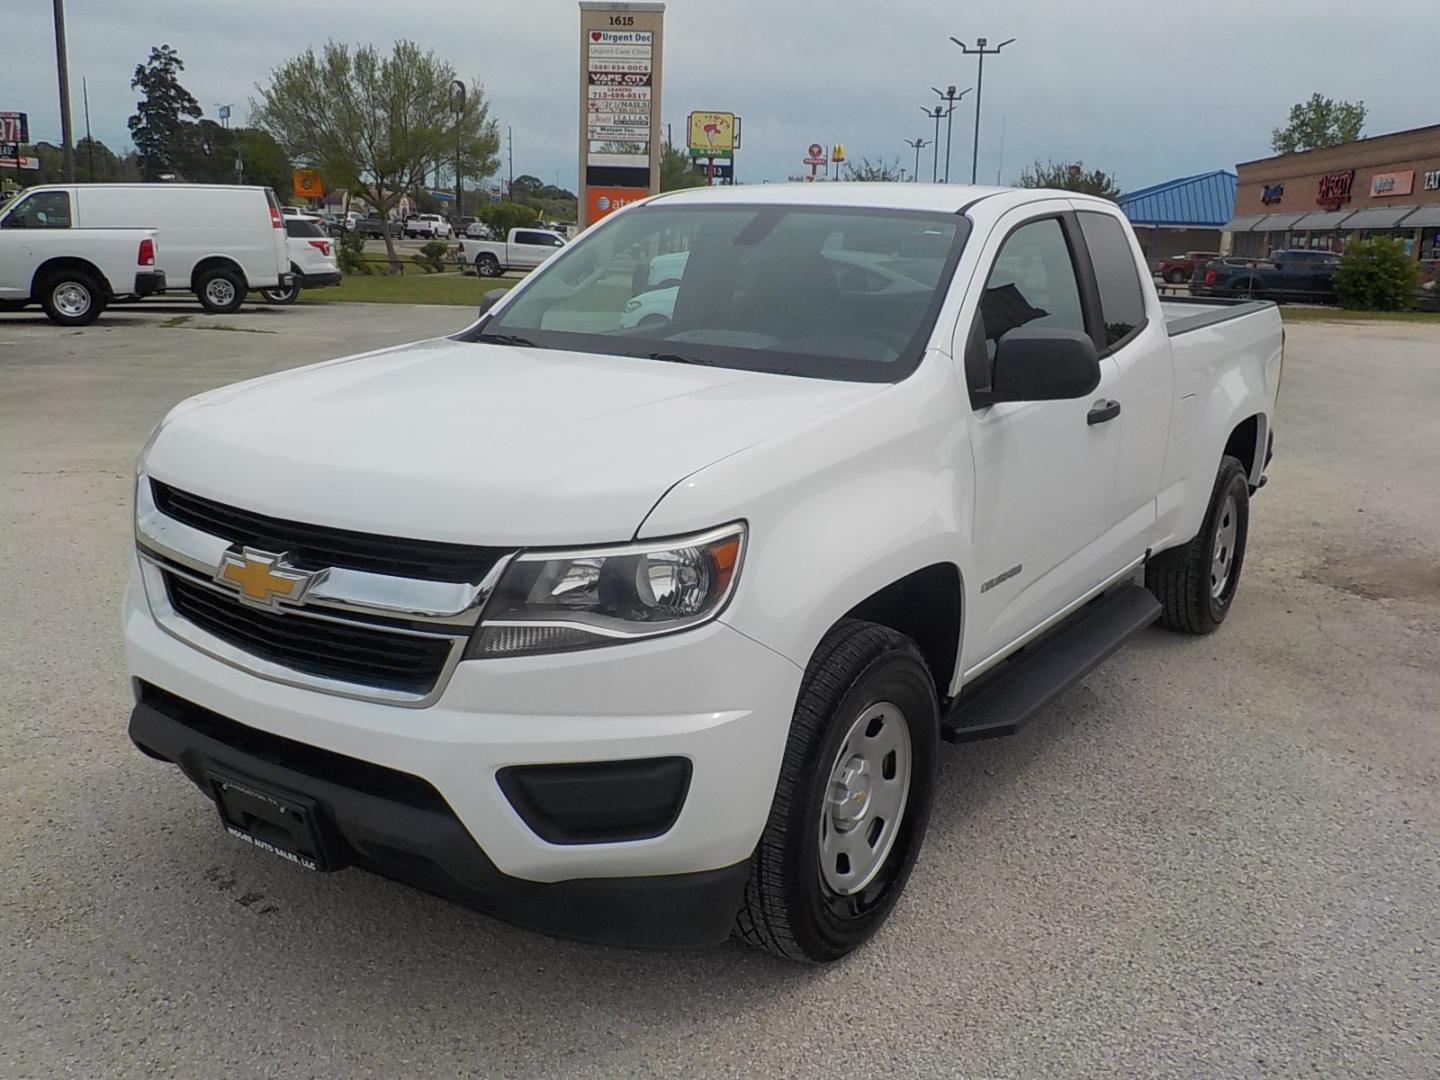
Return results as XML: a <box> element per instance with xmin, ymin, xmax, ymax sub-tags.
<box><xmin>253</xmin><ymin>41</ymin><xmax>500</xmax><ymax>272</ymax></box>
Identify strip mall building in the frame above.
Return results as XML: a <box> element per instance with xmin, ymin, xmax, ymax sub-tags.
<box><xmin>1226</xmin><ymin>123</ymin><xmax>1440</xmax><ymax>261</ymax></box>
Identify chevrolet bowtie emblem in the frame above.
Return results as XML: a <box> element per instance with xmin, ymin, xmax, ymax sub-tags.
<box><xmin>214</xmin><ymin>548</ymin><xmax>327</xmax><ymax>610</ymax></box>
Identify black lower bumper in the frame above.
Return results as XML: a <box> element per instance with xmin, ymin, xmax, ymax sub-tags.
<box><xmin>127</xmin><ymin>683</ymin><xmax>748</xmax><ymax>950</ymax></box>
<box><xmin>134</xmin><ymin>269</ymin><xmax>166</xmax><ymax>296</ymax></box>
<box><xmin>297</xmin><ymin>270</ymin><xmax>341</xmax><ymax>288</ymax></box>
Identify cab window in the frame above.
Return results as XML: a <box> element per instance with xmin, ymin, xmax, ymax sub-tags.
<box><xmin>965</xmin><ymin>216</ymin><xmax>1085</xmax><ymax>396</ymax></box>
<box><xmin>1</xmin><ymin>190</ymin><xmax>72</xmax><ymax>229</ymax></box>
<box><xmin>1076</xmin><ymin>211</ymin><xmax>1146</xmax><ymax>349</ymax></box>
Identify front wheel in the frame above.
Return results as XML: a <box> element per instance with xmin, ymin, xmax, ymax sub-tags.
<box><xmin>1165</xmin><ymin>268</ymin><xmax>1186</xmax><ymax>285</ymax></box>
<box><xmin>40</xmin><ymin>270</ymin><xmax>106</xmax><ymax>326</ymax></box>
<box><xmin>1146</xmin><ymin>454</ymin><xmax>1251</xmax><ymax>634</ymax></box>
<box><xmin>735</xmin><ymin>619</ymin><xmax>938</xmax><ymax>963</ymax></box>
<box><xmin>196</xmin><ymin>267</ymin><xmax>246</xmax><ymax>314</ymax></box>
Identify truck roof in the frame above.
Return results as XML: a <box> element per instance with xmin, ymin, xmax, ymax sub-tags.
<box><xmin>649</xmin><ymin>182</ymin><xmax>1094</xmax><ymax>214</ymax></box>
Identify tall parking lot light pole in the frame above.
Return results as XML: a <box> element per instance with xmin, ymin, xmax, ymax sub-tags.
<box><xmin>922</xmin><ymin>107</ymin><xmax>948</xmax><ymax>183</ymax></box>
<box><xmin>950</xmin><ymin>36</ymin><xmax>1015</xmax><ymax>184</ymax></box>
<box><xmin>905</xmin><ymin>137</ymin><xmax>929</xmax><ymax>184</ymax></box>
<box><xmin>52</xmin><ymin>0</ymin><xmax>75</xmax><ymax>182</ymax></box>
<box><xmin>931</xmin><ymin>85</ymin><xmax>970</xmax><ymax>184</ymax></box>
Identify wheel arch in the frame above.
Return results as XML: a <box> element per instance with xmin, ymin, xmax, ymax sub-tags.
<box><xmin>30</xmin><ymin>256</ymin><xmax>110</xmax><ymax>300</ymax></box>
<box><xmin>840</xmin><ymin>563</ymin><xmax>964</xmax><ymax>704</ymax></box>
<box><xmin>190</xmin><ymin>255</ymin><xmax>248</xmax><ymax>291</ymax></box>
<box><xmin>1223</xmin><ymin>411</ymin><xmax>1268</xmax><ymax>487</ymax></box>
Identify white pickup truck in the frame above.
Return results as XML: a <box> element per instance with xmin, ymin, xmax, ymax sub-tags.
<box><xmin>455</xmin><ymin>226</ymin><xmax>566</xmax><ymax>277</ymax></box>
<box><xmin>125</xmin><ymin>185</ymin><xmax>1281</xmax><ymax>961</ymax></box>
<box><xmin>0</xmin><ymin>189</ymin><xmax>166</xmax><ymax>325</ymax></box>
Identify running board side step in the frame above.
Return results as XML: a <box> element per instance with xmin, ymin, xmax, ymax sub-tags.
<box><xmin>941</xmin><ymin>584</ymin><xmax>1161</xmax><ymax>743</ymax></box>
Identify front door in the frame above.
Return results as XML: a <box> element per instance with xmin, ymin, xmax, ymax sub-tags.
<box><xmin>958</xmin><ymin>208</ymin><xmax>1130</xmax><ymax>674</ymax></box>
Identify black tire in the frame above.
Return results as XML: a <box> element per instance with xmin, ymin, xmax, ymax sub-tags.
<box><xmin>259</xmin><ymin>282</ymin><xmax>300</xmax><ymax>305</ymax></box>
<box><xmin>476</xmin><ymin>254</ymin><xmax>501</xmax><ymax>278</ymax></box>
<box><xmin>735</xmin><ymin>619</ymin><xmax>939</xmax><ymax>963</ymax></box>
<box><xmin>1146</xmin><ymin>454</ymin><xmax>1250</xmax><ymax>634</ymax></box>
<box><xmin>195</xmin><ymin>267</ymin><xmax>246</xmax><ymax>314</ymax></box>
<box><xmin>1165</xmin><ymin>268</ymin><xmax>1186</xmax><ymax>285</ymax></box>
<box><xmin>39</xmin><ymin>269</ymin><xmax>106</xmax><ymax>326</ymax></box>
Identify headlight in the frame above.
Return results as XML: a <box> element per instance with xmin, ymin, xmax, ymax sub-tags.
<box><xmin>624</xmin><ymin>298</ymin><xmax>641</xmax><ymax>312</ymax></box>
<box><xmin>466</xmin><ymin>523</ymin><xmax>745</xmax><ymax>658</ymax></box>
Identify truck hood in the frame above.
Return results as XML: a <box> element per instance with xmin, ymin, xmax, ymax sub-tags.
<box><xmin>144</xmin><ymin>337</ymin><xmax>884</xmax><ymax>546</ymax></box>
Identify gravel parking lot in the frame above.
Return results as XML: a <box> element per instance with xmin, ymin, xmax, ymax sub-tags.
<box><xmin>3</xmin><ymin>304</ymin><xmax>1438</xmax><ymax>1078</ymax></box>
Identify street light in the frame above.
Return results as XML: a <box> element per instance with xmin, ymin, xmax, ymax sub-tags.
<box><xmin>950</xmin><ymin>35</ymin><xmax>1015</xmax><ymax>184</ymax></box>
<box><xmin>904</xmin><ymin>137</ymin><xmax>929</xmax><ymax>185</ymax></box>
<box><xmin>921</xmin><ymin>106</ymin><xmax>949</xmax><ymax>183</ymax></box>
<box><xmin>930</xmin><ymin>85</ymin><xmax>971</xmax><ymax>184</ymax></box>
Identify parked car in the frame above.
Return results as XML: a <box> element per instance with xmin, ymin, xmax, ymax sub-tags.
<box><xmin>454</xmin><ymin>216</ymin><xmax>479</xmax><ymax>235</ymax></box>
<box><xmin>463</xmin><ymin>221</ymin><xmax>495</xmax><ymax>240</ymax></box>
<box><xmin>127</xmin><ymin>185</ymin><xmax>1282</xmax><ymax>961</ymax></box>
<box><xmin>403</xmin><ymin>214</ymin><xmax>452</xmax><ymax>240</ymax></box>
<box><xmin>356</xmin><ymin>215</ymin><xmax>391</xmax><ymax>239</ymax></box>
<box><xmin>12</xmin><ymin>183</ymin><xmax>292</xmax><ymax>313</ymax></box>
<box><xmin>1156</xmin><ymin>250</ymin><xmax>1219</xmax><ymax>285</ymax></box>
<box><xmin>1415</xmin><ymin>258</ymin><xmax>1439</xmax><ymax>312</ymax></box>
<box><xmin>1198</xmin><ymin>248</ymin><xmax>1340</xmax><ymax>303</ymax></box>
<box><xmin>0</xmin><ymin>188</ymin><xmax>165</xmax><ymax>325</ymax></box>
<box><xmin>254</xmin><ymin>216</ymin><xmax>341</xmax><ymax>304</ymax></box>
<box><xmin>455</xmin><ymin>227</ymin><xmax>565</xmax><ymax>276</ymax></box>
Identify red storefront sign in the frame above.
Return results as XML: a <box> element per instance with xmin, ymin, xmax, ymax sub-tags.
<box><xmin>1315</xmin><ymin>169</ymin><xmax>1355</xmax><ymax>210</ymax></box>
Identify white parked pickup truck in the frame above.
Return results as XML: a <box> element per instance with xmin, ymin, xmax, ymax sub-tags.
<box><xmin>0</xmin><ymin>188</ymin><xmax>166</xmax><ymax>325</ymax></box>
<box><xmin>455</xmin><ymin>226</ymin><xmax>566</xmax><ymax>277</ymax></box>
<box><xmin>125</xmin><ymin>185</ymin><xmax>1281</xmax><ymax>961</ymax></box>
<box><xmin>403</xmin><ymin>213</ymin><xmax>452</xmax><ymax>240</ymax></box>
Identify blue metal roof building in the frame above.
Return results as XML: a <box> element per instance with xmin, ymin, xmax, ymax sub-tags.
<box><xmin>1118</xmin><ymin>170</ymin><xmax>1237</xmax><ymax>228</ymax></box>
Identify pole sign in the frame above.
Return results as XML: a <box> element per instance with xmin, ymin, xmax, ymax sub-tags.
<box><xmin>579</xmin><ymin>2</ymin><xmax>664</xmax><ymax>227</ymax></box>
<box><xmin>292</xmin><ymin>169</ymin><xmax>324</xmax><ymax>198</ymax></box>
<box><xmin>687</xmin><ymin>111</ymin><xmax>735</xmax><ymax>159</ymax></box>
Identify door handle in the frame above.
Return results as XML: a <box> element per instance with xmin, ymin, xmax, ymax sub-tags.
<box><xmin>1087</xmin><ymin>399</ymin><xmax>1121</xmax><ymax>426</ymax></box>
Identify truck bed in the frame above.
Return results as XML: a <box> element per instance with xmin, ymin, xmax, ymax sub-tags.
<box><xmin>1160</xmin><ymin>296</ymin><xmax>1275</xmax><ymax>336</ymax></box>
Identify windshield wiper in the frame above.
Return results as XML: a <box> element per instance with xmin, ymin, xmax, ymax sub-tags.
<box><xmin>475</xmin><ymin>332</ymin><xmax>537</xmax><ymax>347</ymax></box>
<box><xmin>645</xmin><ymin>351</ymin><xmax>718</xmax><ymax>367</ymax></box>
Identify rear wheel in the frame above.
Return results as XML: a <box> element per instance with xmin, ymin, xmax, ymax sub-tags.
<box><xmin>39</xmin><ymin>270</ymin><xmax>106</xmax><ymax>326</ymax></box>
<box><xmin>735</xmin><ymin>619</ymin><xmax>938</xmax><ymax>962</ymax></box>
<box><xmin>1164</xmin><ymin>268</ymin><xmax>1186</xmax><ymax>284</ymax></box>
<box><xmin>196</xmin><ymin>267</ymin><xmax>246</xmax><ymax>314</ymax></box>
<box><xmin>476</xmin><ymin>253</ymin><xmax>501</xmax><ymax>278</ymax></box>
<box><xmin>1146</xmin><ymin>455</ymin><xmax>1251</xmax><ymax>634</ymax></box>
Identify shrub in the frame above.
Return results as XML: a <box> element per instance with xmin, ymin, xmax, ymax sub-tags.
<box><xmin>413</xmin><ymin>239</ymin><xmax>451</xmax><ymax>274</ymax></box>
<box><xmin>1332</xmin><ymin>237</ymin><xmax>1420</xmax><ymax>311</ymax></box>
<box><xmin>478</xmin><ymin>201</ymin><xmax>540</xmax><ymax>236</ymax></box>
<box><xmin>337</xmin><ymin>229</ymin><xmax>373</xmax><ymax>275</ymax></box>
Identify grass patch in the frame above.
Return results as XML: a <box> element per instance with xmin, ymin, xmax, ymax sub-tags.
<box><xmin>1279</xmin><ymin>306</ymin><xmax>1440</xmax><ymax>324</ymax></box>
<box><xmin>304</xmin><ymin>272</ymin><xmax>517</xmax><ymax>307</ymax></box>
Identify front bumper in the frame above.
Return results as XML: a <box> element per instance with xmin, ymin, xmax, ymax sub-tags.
<box><xmin>134</xmin><ymin>269</ymin><xmax>166</xmax><ymax>296</ymax></box>
<box><xmin>122</xmin><ymin>559</ymin><xmax>802</xmax><ymax>946</ymax></box>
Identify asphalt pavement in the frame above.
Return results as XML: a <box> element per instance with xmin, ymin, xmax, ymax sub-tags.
<box><xmin>2</xmin><ymin>305</ymin><xmax>1437</xmax><ymax>1078</ymax></box>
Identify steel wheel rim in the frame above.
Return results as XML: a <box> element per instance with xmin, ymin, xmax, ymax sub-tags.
<box><xmin>205</xmin><ymin>278</ymin><xmax>236</xmax><ymax>306</ymax></box>
<box><xmin>819</xmin><ymin>701</ymin><xmax>912</xmax><ymax>896</ymax></box>
<box><xmin>1211</xmin><ymin>493</ymin><xmax>1239</xmax><ymax>598</ymax></box>
<box><xmin>54</xmin><ymin>282</ymin><xmax>91</xmax><ymax>317</ymax></box>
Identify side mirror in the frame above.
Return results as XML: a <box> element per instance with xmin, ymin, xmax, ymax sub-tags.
<box><xmin>979</xmin><ymin>327</ymin><xmax>1100</xmax><ymax>405</ymax></box>
<box><xmin>476</xmin><ymin>287</ymin><xmax>509</xmax><ymax>319</ymax></box>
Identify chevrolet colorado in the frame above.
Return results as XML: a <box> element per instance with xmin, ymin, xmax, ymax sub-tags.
<box><xmin>125</xmin><ymin>185</ymin><xmax>1282</xmax><ymax>962</ymax></box>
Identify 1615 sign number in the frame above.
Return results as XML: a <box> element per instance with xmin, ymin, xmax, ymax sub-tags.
<box><xmin>608</xmin><ymin>14</ymin><xmax>634</xmax><ymax>25</ymax></box>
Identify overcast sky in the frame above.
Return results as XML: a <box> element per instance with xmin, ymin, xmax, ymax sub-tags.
<box><xmin>5</xmin><ymin>0</ymin><xmax>1436</xmax><ymax>193</ymax></box>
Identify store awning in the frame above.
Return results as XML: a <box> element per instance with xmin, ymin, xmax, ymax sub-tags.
<box><xmin>1253</xmin><ymin>213</ymin><xmax>1305</xmax><ymax>232</ymax></box>
<box><xmin>1342</xmin><ymin>206</ymin><xmax>1416</xmax><ymax>230</ymax></box>
<box><xmin>1221</xmin><ymin>214</ymin><xmax>1266</xmax><ymax>232</ymax></box>
<box><xmin>1291</xmin><ymin>209</ymin><xmax>1354</xmax><ymax>230</ymax></box>
<box><xmin>1398</xmin><ymin>205</ymin><xmax>1440</xmax><ymax>228</ymax></box>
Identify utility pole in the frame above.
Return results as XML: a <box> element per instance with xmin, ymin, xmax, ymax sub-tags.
<box><xmin>904</xmin><ymin>137</ymin><xmax>929</xmax><ymax>185</ymax></box>
<box><xmin>507</xmin><ymin>126</ymin><xmax>514</xmax><ymax>196</ymax></box>
<box><xmin>82</xmin><ymin>76</ymin><xmax>94</xmax><ymax>181</ymax></box>
<box><xmin>921</xmin><ymin>106</ymin><xmax>948</xmax><ymax>183</ymax></box>
<box><xmin>931</xmin><ymin>85</ymin><xmax>971</xmax><ymax>184</ymax></box>
<box><xmin>52</xmin><ymin>0</ymin><xmax>75</xmax><ymax>182</ymax></box>
<box><xmin>450</xmin><ymin>79</ymin><xmax>466</xmax><ymax>222</ymax></box>
<box><xmin>950</xmin><ymin>35</ymin><xmax>1015</xmax><ymax>184</ymax></box>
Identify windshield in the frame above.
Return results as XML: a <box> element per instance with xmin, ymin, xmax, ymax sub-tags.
<box><xmin>473</xmin><ymin>203</ymin><xmax>968</xmax><ymax>382</ymax></box>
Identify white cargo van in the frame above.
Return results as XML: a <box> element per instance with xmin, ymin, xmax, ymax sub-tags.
<box><xmin>25</xmin><ymin>184</ymin><xmax>292</xmax><ymax>313</ymax></box>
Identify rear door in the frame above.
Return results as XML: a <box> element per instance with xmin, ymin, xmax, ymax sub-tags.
<box><xmin>960</xmin><ymin>204</ymin><xmax>1130</xmax><ymax>669</ymax></box>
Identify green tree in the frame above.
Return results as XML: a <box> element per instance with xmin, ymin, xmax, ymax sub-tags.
<box><xmin>844</xmin><ymin>157</ymin><xmax>904</xmax><ymax>182</ymax></box>
<box><xmin>253</xmin><ymin>40</ymin><xmax>500</xmax><ymax>272</ymax></box>
<box><xmin>510</xmin><ymin>174</ymin><xmax>544</xmax><ymax>197</ymax></box>
<box><xmin>1332</xmin><ymin>237</ymin><xmax>1419</xmax><ymax>311</ymax></box>
<box><xmin>128</xmin><ymin>44</ymin><xmax>203</xmax><ymax>180</ymax></box>
<box><xmin>173</xmin><ymin>119</ymin><xmax>237</xmax><ymax>183</ymax></box>
<box><xmin>1271</xmin><ymin>93</ymin><xmax>1366</xmax><ymax>155</ymax></box>
<box><xmin>478</xmin><ymin>201</ymin><xmax>540</xmax><ymax>235</ymax></box>
<box><xmin>1017</xmin><ymin>159</ymin><xmax>1122</xmax><ymax>201</ymax></box>
<box><xmin>233</xmin><ymin>127</ymin><xmax>291</xmax><ymax>193</ymax></box>
<box><xmin>659</xmin><ymin>143</ymin><xmax>706</xmax><ymax>192</ymax></box>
